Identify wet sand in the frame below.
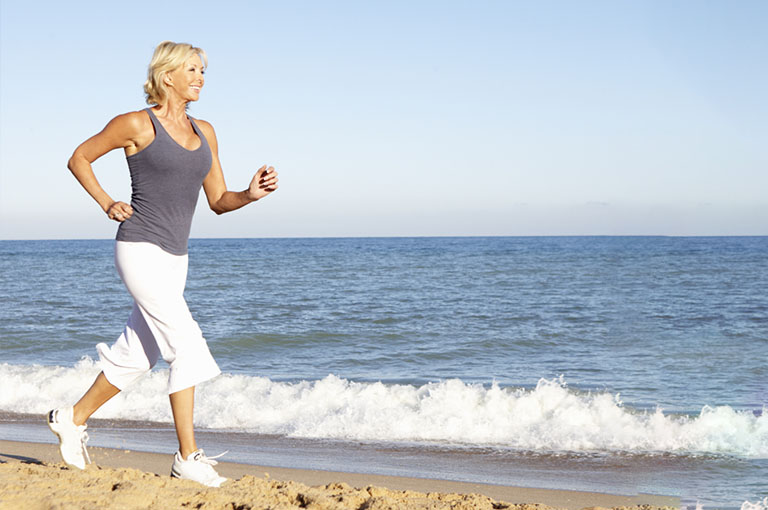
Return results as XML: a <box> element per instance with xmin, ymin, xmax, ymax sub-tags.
<box><xmin>0</xmin><ymin>439</ymin><xmax>677</xmax><ymax>510</ymax></box>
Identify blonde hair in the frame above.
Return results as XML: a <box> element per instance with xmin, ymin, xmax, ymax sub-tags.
<box><xmin>144</xmin><ymin>41</ymin><xmax>208</xmax><ymax>105</ymax></box>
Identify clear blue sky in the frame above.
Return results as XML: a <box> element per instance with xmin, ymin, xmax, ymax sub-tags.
<box><xmin>1</xmin><ymin>0</ymin><xmax>766</xmax><ymax>238</ymax></box>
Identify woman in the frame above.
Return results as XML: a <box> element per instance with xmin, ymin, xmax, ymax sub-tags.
<box><xmin>47</xmin><ymin>41</ymin><xmax>278</xmax><ymax>487</ymax></box>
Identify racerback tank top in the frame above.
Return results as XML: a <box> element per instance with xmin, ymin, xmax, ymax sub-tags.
<box><xmin>116</xmin><ymin>108</ymin><xmax>212</xmax><ymax>255</ymax></box>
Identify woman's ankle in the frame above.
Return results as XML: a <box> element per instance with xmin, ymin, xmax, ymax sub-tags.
<box><xmin>71</xmin><ymin>405</ymin><xmax>87</xmax><ymax>426</ymax></box>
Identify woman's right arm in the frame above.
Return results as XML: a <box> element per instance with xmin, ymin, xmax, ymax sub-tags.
<box><xmin>68</xmin><ymin>111</ymin><xmax>147</xmax><ymax>222</ymax></box>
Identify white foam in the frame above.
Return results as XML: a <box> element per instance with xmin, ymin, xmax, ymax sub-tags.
<box><xmin>741</xmin><ymin>498</ymin><xmax>768</xmax><ymax>510</ymax></box>
<box><xmin>2</xmin><ymin>360</ymin><xmax>766</xmax><ymax>457</ymax></box>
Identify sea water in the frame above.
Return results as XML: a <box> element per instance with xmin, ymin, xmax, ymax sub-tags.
<box><xmin>0</xmin><ymin>237</ymin><xmax>766</xmax><ymax>508</ymax></box>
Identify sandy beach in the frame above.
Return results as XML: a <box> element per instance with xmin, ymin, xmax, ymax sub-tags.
<box><xmin>0</xmin><ymin>440</ymin><xmax>678</xmax><ymax>510</ymax></box>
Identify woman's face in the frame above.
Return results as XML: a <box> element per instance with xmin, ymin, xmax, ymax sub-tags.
<box><xmin>166</xmin><ymin>54</ymin><xmax>205</xmax><ymax>102</ymax></box>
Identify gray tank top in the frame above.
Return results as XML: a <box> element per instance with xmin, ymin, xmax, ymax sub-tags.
<box><xmin>116</xmin><ymin>108</ymin><xmax>212</xmax><ymax>255</ymax></box>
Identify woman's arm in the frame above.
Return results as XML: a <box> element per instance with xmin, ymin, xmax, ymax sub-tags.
<box><xmin>68</xmin><ymin>112</ymin><xmax>149</xmax><ymax>222</ymax></box>
<box><xmin>197</xmin><ymin>120</ymin><xmax>279</xmax><ymax>215</ymax></box>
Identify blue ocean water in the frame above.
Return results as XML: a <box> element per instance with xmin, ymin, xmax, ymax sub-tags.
<box><xmin>1</xmin><ymin>237</ymin><xmax>766</xmax><ymax>508</ymax></box>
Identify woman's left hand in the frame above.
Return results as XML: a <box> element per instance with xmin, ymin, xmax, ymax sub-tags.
<box><xmin>246</xmin><ymin>165</ymin><xmax>278</xmax><ymax>201</ymax></box>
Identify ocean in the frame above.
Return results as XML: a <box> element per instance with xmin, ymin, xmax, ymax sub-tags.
<box><xmin>0</xmin><ymin>236</ymin><xmax>766</xmax><ymax>509</ymax></box>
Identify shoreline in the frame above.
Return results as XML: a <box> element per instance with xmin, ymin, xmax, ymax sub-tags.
<box><xmin>0</xmin><ymin>439</ymin><xmax>678</xmax><ymax>510</ymax></box>
<box><xmin>0</xmin><ymin>413</ymin><xmax>691</xmax><ymax>498</ymax></box>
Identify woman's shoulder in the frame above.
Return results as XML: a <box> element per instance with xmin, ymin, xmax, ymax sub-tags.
<box><xmin>190</xmin><ymin>116</ymin><xmax>213</xmax><ymax>130</ymax></box>
<box><xmin>97</xmin><ymin>109</ymin><xmax>155</xmax><ymax>151</ymax></box>
<box><xmin>191</xmin><ymin>117</ymin><xmax>216</xmax><ymax>139</ymax></box>
<box><xmin>105</xmin><ymin>109</ymin><xmax>153</xmax><ymax>134</ymax></box>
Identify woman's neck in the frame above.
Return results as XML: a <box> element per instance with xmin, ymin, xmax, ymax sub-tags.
<box><xmin>154</xmin><ymin>98</ymin><xmax>189</xmax><ymax>121</ymax></box>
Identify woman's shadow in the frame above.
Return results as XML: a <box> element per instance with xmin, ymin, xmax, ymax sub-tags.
<box><xmin>0</xmin><ymin>453</ymin><xmax>43</xmax><ymax>464</ymax></box>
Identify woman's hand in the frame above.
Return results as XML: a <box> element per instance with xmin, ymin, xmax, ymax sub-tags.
<box><xmin>246</xmin><ymin>165</ymin><xmax>279</xmax><ymax>201</ymax></box>
<box><xmin>107</xmin><ymin>201</ymin><xmax>134</xmax><ymax>222</ymax></box>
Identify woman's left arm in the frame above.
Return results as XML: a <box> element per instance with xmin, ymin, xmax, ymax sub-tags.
<box><xmin>198</xmin><ymin>120</ymin><xmax>279</xmax><ymax>215</ymax></box>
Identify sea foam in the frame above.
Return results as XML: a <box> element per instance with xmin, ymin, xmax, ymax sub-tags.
<box><xmin>742</xmin><ymin>499</ymin><xmax>768</xmax><ymax>510</ymax></box>
<box><xmin>2</xmin><ymin>359</ymin><xmax>766</xmax><ymax>457</ymax></box>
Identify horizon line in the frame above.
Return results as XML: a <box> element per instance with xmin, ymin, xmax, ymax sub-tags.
<box><xmin>2</xmin><ymin>234</ymin><xmax>767</xmax><ymax>242</ymax></box>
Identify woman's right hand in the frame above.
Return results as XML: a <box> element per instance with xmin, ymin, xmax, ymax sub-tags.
<box><xmin>107</xmin><ymin>201</ymin><xmax>133</xmax><ymax>222</ymax></box>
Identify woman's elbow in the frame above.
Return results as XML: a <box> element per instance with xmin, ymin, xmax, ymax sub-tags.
<box><xmin>67</xmin><ymin>151</ymin><xmax>86</xmax><ymax>174</ymax></box>
<box><xmin>67</xmin><ymin>154</ymin><xmax>78</xmax><ymax>173</ymax></box>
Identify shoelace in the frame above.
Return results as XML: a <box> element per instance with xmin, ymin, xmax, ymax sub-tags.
<box><xmin>80</xmin><ymin>428</ymin><xmax>91</xmax><ymax>465</ymax></box>
<box><xmin>195</xmin><ymin>450</ymin><xmax>228</xmax><ymax>466</ymax></box>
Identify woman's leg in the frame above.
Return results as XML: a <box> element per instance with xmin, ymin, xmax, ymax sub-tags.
<box><xmin>169</xmin><ymin>386</ymin><xmax>198</xmax><ymax>458</ymax></box>
<box><xmin>48</xmin><ymin>371</ymin><xmax>119</xmax><ymax>470</ymax></box>
<box><xmin>72</xmin><ymin>372</ymin><xmax>120</xmax><ymax>426</ymax></box>
<box><xmin>168</xmin><ymin>385</ymin><xmax>227</xmax><ymax>487</ymax></box>
<box><xmin>111</xmin><ymin>243</ymin><xmax>224</xmax><ymax>485</ymax></box>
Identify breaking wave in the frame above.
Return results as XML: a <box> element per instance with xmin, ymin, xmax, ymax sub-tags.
<box><xmin>2</xmin><ymin>359</ymin><xmax>766</xmax><ymax>457</ymax></box>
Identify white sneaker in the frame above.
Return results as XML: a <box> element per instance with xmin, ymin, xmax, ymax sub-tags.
<box><xmin>170</xmin><ymin>449</ymin><xmax>228</xmax><ymax>487</ymax></box>
<box><xmin>47</xmin><ymin>407</ymin><xmax>91</xmax><ymax>470</ymax></box>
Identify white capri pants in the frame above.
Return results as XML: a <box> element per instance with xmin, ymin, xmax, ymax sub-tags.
<box><xmin>97</xmin><ymin>241</ymin><xmax>221</xmax><ymax>394</ymax></box>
